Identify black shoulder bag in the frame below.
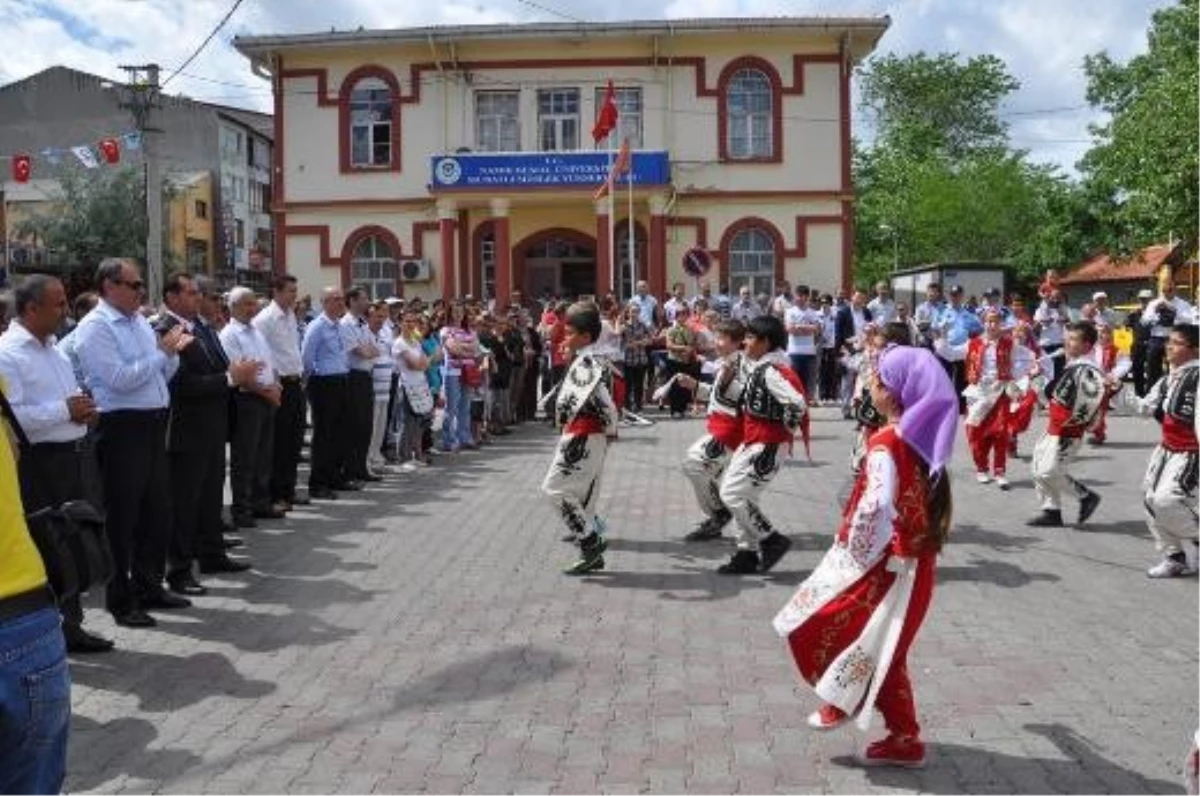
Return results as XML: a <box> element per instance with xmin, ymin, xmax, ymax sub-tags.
<box><xmin>0</xmin><ymin>386</ymin><xmax>113</xmax><ymax>601</ymax></box>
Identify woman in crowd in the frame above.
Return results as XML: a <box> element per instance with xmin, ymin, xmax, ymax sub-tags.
<box><xmin>439</xmin><ymin>302</ymin><xmax>479</xmax><ymax>452</ymax></box>
<box><xmin>621</xmin><ymin>301</ymin><xmax>654</xmax><ymax>413</ymax></box>
<box><xmin>664</xmin><ymin>304</ymin><xmax>699</xmax><ymax>419</ymax></box>
<box><xmin>418</xmin><ymin>315</ymin><xmax>443</xmax><ymax>460</ymax></box>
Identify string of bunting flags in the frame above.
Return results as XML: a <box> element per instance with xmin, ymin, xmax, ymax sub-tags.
<box><xmin>5</xmin><ymin>130</ymin><xmax>143</xmax><ymax>183</ymax></box>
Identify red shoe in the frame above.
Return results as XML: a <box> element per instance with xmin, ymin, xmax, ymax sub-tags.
<box><xmin>858</xmin><ymin>735</ymin><xmax>926</xmax><ymax>768</ymax></box>
<box><xmin>806</xmin><ymin>704</ymin><xmax>850</xmax><ymax>731</ymax></box>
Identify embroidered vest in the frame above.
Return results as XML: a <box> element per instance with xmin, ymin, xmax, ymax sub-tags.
<box><xmin>1156</xmin><ymin>362</ymin><xmax>1198</xmax><ymax>452</ymax></box>
<box><xmin>1047</xmin><ymin>361</ymin><xmax>1105</xmax><ymax>437</ymax></box>
<box><xmin>744</xmin><ymin>361</ymin><xmax>800</xmax><ymax>423</ymax></box>
<box><xmin>965</xmin><ymin>335</ymin><xmax>1013</xmax><ymax>384</ymax></box>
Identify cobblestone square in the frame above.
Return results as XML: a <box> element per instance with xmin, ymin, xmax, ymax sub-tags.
<box><xmin>68</xmin><ymin>410</ymin><xmax>1196</xmax><ymax>794</ymax></box>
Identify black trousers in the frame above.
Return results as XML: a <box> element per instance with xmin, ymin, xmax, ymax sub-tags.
<box><xmin>17</xmin><ymin>438</ymin><xmax>104</xmax><ymax>629</ymax></box>
<box><xmin>819</xmin><ymin>348</ymin><xmax>840</xmax><ymax>402</ymax></box>
<box><xmin>938</xmin><ymin>356</ymin><xmax>968</xmax><ymax>414</ymax></box>
<box><xmin>270</xmin><ymin>378</ymin><xmax>306</xmax><ymax>503</ymax></box>
<box><xmin>624</xmin><ymin>364</ymin><xmax>647</xmax><ymax>410</ymax></box>
<box><xmin>95</xmin><ymin>410</ymin><xmax>171</xmax><ymax>613</ymax></box>
<box><xmin>307</xmin><ymin>374</ymin><xmax>348</xmax><ymax>490</ymax></box>
<box><xmin>1146</xmin><ymin>338</ymin><xmax>1168</xmax><ymax>393</ymax></box>
<box><xmin>1131</xmin><ymin>340</ymin><xmax>1150</xmax><ymax>397</ymax></box>
<box><xmin>345</xmin><ymin>370</ymin><xmax>374</xmax><ymax>480</ymax></box>
<box><xmin>230</xmin><ymin>392</ymin><xmax>275</xmax><ymax>518</ymax></box>
<box><xmin>168</xmin><ymin>434</ymin><xmax>226</xmax><ymax>578</ymax></box>
<box><xmin>665</xmin><ymin>359</ymin><xmax>700</xmax><ymax>414</ymax></box>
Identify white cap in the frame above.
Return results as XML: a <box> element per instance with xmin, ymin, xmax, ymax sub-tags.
<box><xmin>1138</xmin><ymin>289</ymin><xmax>1154</xmax><ymax>299</ymax></box>
<box><xmin>1092</xmin><ymin>291</ymin><xmax>1108</xmax><ymax>301</ymax></box>
<box><xmin>383</xmin><ymin>297</ymin><xmax>403</xmax><ymax>305</ymax></box>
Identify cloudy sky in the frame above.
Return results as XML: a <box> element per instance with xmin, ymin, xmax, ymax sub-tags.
<box><xmin>0</xmin><ymin>0</ymin><xmax>1174</xmax><ymax>174</ymax></box>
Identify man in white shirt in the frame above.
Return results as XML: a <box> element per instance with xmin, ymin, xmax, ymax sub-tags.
<box><xmin>731</xmin><ymin>286</ymin><xmax>763</xmax><ymax>323</ymax></box>
<box><xmin>629</xmin><ymin>280</ymin><xmax>659</xmax><ymax>327</ymax></box>
<box><xmin>783</xmin><ymin>285</ymin><xmax>822</xmax><ymax>397</ymax></box>
<box><xmin>1091</xmin><ymin>291</ymin><xmax>1118</xmax><ymax>328</ymax></box>
<box><xmin>341</xmin><ymin>286</ymin><xmax>382</xmax><ymax>484</ymax></box>
<box><xmin>866</xmin><ymin>281</ymin><xmax>897</xmax><ymax>324</ymax></box>
<box><xmin>1142</xmin><ymin>278</ymin><xmax>1196</xmax><ymax>389</ymax></box>
<box><xmin>663</xmin><ymin>282</ymin><xmax>688</xmax><ymax>326</ymax></box>
<box><xmin>253</xmin><ymin>273</ymin><xmax>308</xmax><ymax>511</ymax></box>
<box><xmin>220</xmin><ymin>287</ymin><xmax>281</xmax><ymax>529</ymax></box>
<box><xmin>770</xmin><ymin>281</ymin><xmax>793</xmax><ymax>319</ymax></box>
<box><xmin>0</xmin><ymin>275</ymin><xmax>112</xmax><ymax>653</ymax></box>
<box><xmin>1033</xmin><ymin>289</ymin><xmax>1072</xmax><ymax>356</ymax></box>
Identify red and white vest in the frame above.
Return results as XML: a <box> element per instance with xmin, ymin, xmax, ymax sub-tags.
<box><xmin>965</xmin><ymin>335</ymin><xmax>1013</xmax><ymax>385</ymax></box>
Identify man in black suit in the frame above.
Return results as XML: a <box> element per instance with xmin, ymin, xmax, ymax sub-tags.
<box><xmin>834</xmin><ymin>289</ymin><xmax>872</xmax><ymax>418</ymax></box>
<box><xmin>157</xmin><ymin>274</ymin><xmax>253</xmax><ymax>596</ymax></box>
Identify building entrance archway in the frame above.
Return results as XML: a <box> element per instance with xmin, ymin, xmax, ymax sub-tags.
<box><xmin>512</xmin><ymin>228</ymin><xmax>597</xmax><ymax>302</ymax></box>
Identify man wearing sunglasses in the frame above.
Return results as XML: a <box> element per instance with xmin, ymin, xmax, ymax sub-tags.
<box><xmin>74</xmin><ymin>258</ymin><xmax>194</xmax><ymax>629</ymax></box>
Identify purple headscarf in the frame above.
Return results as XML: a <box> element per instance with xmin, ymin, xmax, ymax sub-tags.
<box><xmin>876</xmin><ymin>345</ymin><xmax>959</xmax><ymax>476</ymax></box>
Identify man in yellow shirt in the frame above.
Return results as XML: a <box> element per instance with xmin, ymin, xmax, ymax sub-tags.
<box><xmin>0</xmin><ymin>383</ymin><xmax>71</xmax><ymax>794</ymax></box>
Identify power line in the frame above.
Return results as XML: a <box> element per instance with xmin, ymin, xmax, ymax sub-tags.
<box><xmin>511</xmin><ymin>0</ymin><xmax>588</xmax><ymax>23</ymax></box>
<box><xmin>161</xmin><ymin>0</ymin><xmax>248</xmax><ymax>88</ymax></box>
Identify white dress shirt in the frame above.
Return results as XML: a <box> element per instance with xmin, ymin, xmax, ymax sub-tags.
<box><xmin>0</xmin><ymin>320</ymin><xmax>87</xmax><ymax>443</ymax></box>
<box><xmin>253</xmin><ymin>300</ymin><xmax>303</xmax><ymax>377</ymax></box>
<box><xmin>219</xmin><ymin>318</ymin><xmax>278</xmax><ymax>389</ymax></box>
<box><xmin>340</xmin><ymin>312</ymin><xmax>377</xmax><ymax>372</ymax></box>
<box><xmin>73</xmin><ymin>300</ymin><xmax>178</xmax><ymax>412</ymax></box>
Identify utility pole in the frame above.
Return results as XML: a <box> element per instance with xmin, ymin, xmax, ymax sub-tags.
<box><xmin>118</xmin><ymin>64</ymin><xmax>163</xmax><ymax>303</ymax></box>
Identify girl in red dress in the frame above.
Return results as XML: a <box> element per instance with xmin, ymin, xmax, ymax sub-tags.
<box><xmin>773</xmin><ymin>345</ymin><xmax>958</xmax><ymax>768</ymax></box>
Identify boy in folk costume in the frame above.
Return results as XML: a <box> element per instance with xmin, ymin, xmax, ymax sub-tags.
<box><xmin>716</xmin><ymin>315</ymin><xmax>810</xmax><ymax>575</ymax></box>
<box><xmin>675</xmin><ymin>320</ymin><xmax>748</xmax><ymax>542</ymax></box>
<box><xmin>540</xmin><ymin>303</ymin><xmax>619</xmax><ymax>575</ymax></box>
<box><xmin>1087</xmin><ymin>323</ymin><xmax>1132</xmax><ymax>446</ymax></box>
<box><xmin>1027</xmin><ymin>321</ymin><xmax>1107</xmax><ymax>528</ymax></box>
<box><xmin>1136</xmin><ymin>323</ymin><xmax>1199</xmax><ymax>578</ymax></box>
<box><xmin>936</xmin><ymin>308</ymin><xmax>1045</xmax><ymax>489</ymax></box>
<box><xmin>773</xmin><ymin>345</ymin><xmax>958</xmax><ymax>768</ymax></box>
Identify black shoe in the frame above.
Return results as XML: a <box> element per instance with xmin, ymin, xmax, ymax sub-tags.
<box><xmin>334</xmin><ymin>481</ymin><xmax>363</xmax><ymax>492</ymax></box>
<box><xmin>718</xmin><ymin>550</ymin><xmax>761</xmax><ymax>575</ymax></box>
<box><xmin>198</xmin><ymin>556</ymin><xmax>253</xmax><ymax>574</ymax></box>
<box><xmin>252</xmin><ymin>507</ymin><xmax>286</xmax><ymax>520</ymax></box>
<box><xmin>112</xmin><ymin>609</ymin><xmax>157</xmax><ymax>628</ymax></box>
<box><xmin>561</xmin><ymin>532</ymin><xmax>579</xmax><ymax>543</ymax></box>
<box><xmin>758</xmin><ymin>533</ymin><xmax>793</xmax><ymax>573</ymax></box>
<box><xmin>224</xmin><ymin>536</ymin><xmax>245</xmax><ymax>550</ymax></box>
<box><xmin>564</xmin><ymin>534</ymin><xmax>607</xmax><ymax>575</ymax></box>
<box><xmin>684</xmin><ymin>513</ymin><xmax>730</xmax><ymax>542</ymax></box>
<box><xmin>233</xmin><ymin>514</ymin><xmax>258</xmax><ymax>529</ymax></box>
<box><xmin>141</xmin><ymin>589</ymin><xmax>192</xmax><ymax>610</ymax></box>
<box><xmin>1078</xmin><ymin>491</ymin><xmax>1101</xmax><ymax>525</ymax></box>
<box><xmin>167</xmin><ymin>575</ymin><xmax>208</xmax><ymax>597</ymax></box>
<box><xmin>1026</xmin><ymin>510</ymin><xmax>1065</xmax><ymax>528</ymax></box>
<box><xmin>64</xmin><ymin>626</ymin><xmax>114</xmax><ymax>654</ymax></box>
<box><xmin>309</xmin><ymin>487</ymin><xmax>338</xmax><ymax>500</ymax></box>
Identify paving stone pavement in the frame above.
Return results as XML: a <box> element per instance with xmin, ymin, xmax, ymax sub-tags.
<box><xmin>66</xmin><ymin>408</ymin><xmax>1196</xmax><ymax>794</ymax></box>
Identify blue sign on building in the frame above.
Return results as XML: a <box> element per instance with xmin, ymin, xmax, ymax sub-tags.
<box><xmin>430</xmin><ymin>151</ymin><xmax>670</xmax><ymax>190</ymax></box>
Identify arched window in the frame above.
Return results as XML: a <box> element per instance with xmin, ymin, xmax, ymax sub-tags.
<box><xmin>350</xmin><ymin>235</ymin><xmax>398</xmax><ymax>298</ymax></box>
<box><xmin>726</xmin><ymin>68</ymin><xmax>773</xmax><ymax>160</ymax></box>
<box><xmin>727</xmin><ymin>227</ymin><xmax>775</xmax><ymax>298</ymax></box>
<box><xmin>349</xmin><ymin>78</ymin><xmax>394</xmax><ymax>168</ymax></box>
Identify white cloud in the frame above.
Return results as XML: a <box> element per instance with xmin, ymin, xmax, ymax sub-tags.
<box><xmin>0</xmin><ymin>0</ymin><xmax>1177</xmax><ymax>171</ymax></box>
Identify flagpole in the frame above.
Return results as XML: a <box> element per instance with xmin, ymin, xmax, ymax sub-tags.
<box><xmin>627</xmin><ymin>143</ymin><xmax>636</xmax><ymax>304</ymax></box>
<box><xmin>608</xmin><ymin>129</ymin><xmax>615</xmax><ymax>300</ymax></box>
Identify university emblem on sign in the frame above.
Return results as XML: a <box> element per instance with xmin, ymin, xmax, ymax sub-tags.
<box><xmin>434</xmin><ymin>158</ymin><xmax>463</xmax><ymax>186</ymax></box>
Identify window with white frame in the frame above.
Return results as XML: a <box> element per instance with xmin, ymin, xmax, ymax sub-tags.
<box><xmin>593</xmin><ymin>87</ymin><xmax>643</xmax><ymax>149</ymax></box>
<box><xmin>727</xmin><ymin>227</ymin><xmax>775</xmax><ymax>297</ymax></box>
<box><xmin>350</xmin><ymin>235</ymin><xmax>399</xmax><ymax>298</ymax></box>
<box><xmin>476</xmin><ymin>91</ymin><xmax>520</xmax><ymax>152</ymax></box>
<box><xmin>537</xmin><ymin>88</ymin><xmax>580</xmax><ymax>151</ymax></box>
<box><xmin>350</xmin><ymin>78</ymin><xmax>394</xmax><ymax>167</ymax></box>
<box><xmin>726</xmin><ymin>69</ymin><xmax>773</xmax><ymax>159</ymax></box>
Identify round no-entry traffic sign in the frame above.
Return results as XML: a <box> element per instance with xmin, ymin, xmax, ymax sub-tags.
<box><xmin>683</xmin><ymin>246</ymin><xmax>711</xmax><ymax>278</ymax></box>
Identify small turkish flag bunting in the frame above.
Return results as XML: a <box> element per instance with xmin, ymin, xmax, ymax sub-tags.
<box><xmin>11</xmin><ymin>153</ymin><xmax>31</xmax><ymax>183</ymax></box>
<box><xmin>98</xmin><ymin>138</ymin><xmax>120</xmax><ymax>164</ymax></box>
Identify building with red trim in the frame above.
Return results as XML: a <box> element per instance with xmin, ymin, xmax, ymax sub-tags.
<box><xmin>233</xmin><ymin>17</ymin><xmax>889</xmax><ymax>302</ymax></box>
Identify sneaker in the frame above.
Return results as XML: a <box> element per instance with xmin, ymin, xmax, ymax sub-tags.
<box><xmin>717</xmin><ymin>549</ymin><xmax>761</xmax><ymax>575</ymax></box>
<box><xmin>995</xmin><ymin>475</ymin><xmax>1010</xmax><ymax>491</ymax></box>
<box><xmin>975</xmin><ymin>471</ymin><xmax>991</xmax><ymax>484</ymax></box>
<box><xmin>1077</xmin><ymin>491</ymin><xmax>1101</xmax><ymax>525</ymax></box>
<box><xmin>684</xmin><ymin>513</ymin><xmax>729</xmax><ymax>542</ymax></box>
<box><xmin>399</xmin><ymin>462</ymin><xmax>418</xmax><ymax>473</ymax></box>
<box><xmin>1026</xmin><ymin>509</ymin><xmax>1064</xmax><ymax>528</ymax></box>
<box><xmin>564</xmin><ymin>534</ymin><xmax>607</xmax><ymax>575</ymax></box>
<box><xmin>1148</xmin><ymin>557</ymin><xmax>1190</xmax><ymax>579</ymax></box>
<box><xmin>807</xmin><ymin>704</ymin><xmax>849</xmax><ymax>731</ymax></box>
<box><xmin>758</xmin><ymin>532</ymin><xmax>793</xmax><ymax>573</ymax></box>
<box><xmin>858</xmin><ymin>735</ymin><xmax>926</xmax><ymax>768</ymax></box>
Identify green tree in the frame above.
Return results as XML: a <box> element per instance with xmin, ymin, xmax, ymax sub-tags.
<box><xmin>1080</xmin><ymin>0</ymin><xmax>1199</xmax><ymax>251</ymax></box>
<box><xmin>16</xmin><ymin>165</ymin><xmax>148</xmax><ymax>271</ymax></box>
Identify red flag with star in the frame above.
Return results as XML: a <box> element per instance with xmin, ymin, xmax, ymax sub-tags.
<box><xmin>591</xmin><ymin>79</ymin><xmax>619</xmax><ymax>144</ymax></box>
<box><xmin>98</xmin><ymin>138</ymin><xmax>120</xmax><ymax>164</ymax></box>
<box><xmin>11</xmin><ymin>153</ymin><xmax>31</xmax><ymax>183</ymax></box>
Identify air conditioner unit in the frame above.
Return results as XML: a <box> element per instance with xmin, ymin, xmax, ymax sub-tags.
<box><xmin>400</xmin><ymin>258</ymin><xmax>432</xmax><ymax>282</ymax></box>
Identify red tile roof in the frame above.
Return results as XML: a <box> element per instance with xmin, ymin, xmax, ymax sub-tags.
<box><xmin>1059</xmin><ymin>244</ymin><xmax>1178</xmax><ymax>285</ymax></box>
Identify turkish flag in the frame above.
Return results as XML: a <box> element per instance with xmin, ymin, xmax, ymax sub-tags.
<box><xmin>591</xmin><ymin>79</ymin><xmax>619</xmax><ymax>144</ymax></box>
<box><xmin>11</xmin><ymin>153</ymin><xmax>31</xmax><ymax>183</ymax></box>
<box><xmin>98</xmin><ymin>137</ymin><xmax>120</xmax><ymax>164</ymax></box>
<box><xmin>593</xmin><ymin>137</ymin><xmax>632</xmax><ymax>200</ymax></box>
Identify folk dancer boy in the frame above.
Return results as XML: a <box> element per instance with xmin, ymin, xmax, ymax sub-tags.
<box><xmin>936</xmin><ymin>308</ymin><xmax>1045</xmax><ymax>489</ymax></box>
<box><xmin>1027</xmin><ymin>321</ymin><xmax>1106</xmax><ymax>527</ymax></box>
<box><xmin>1136</xmin><ymin>323</ymin><xmax>1198</xmax><ymax>578</ymax></box>
<box><xmin>541</xmin><ymin>303</ymin><xmax>619</xmax><ymax>575</ymax></box>
<box><xmin>675</xmin><ymin>320</ymin><xmax>747</xmax><ymax>542</ymax></box>
<box><xmin>1086</xmin><ymin>323</ymin><xmax>1132</xmax><ymax>446</ymax></box>
<box><xmin>715</xmin><ymin>316</ymin><xmax>810</xmax><ymax>575</ymax></box>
